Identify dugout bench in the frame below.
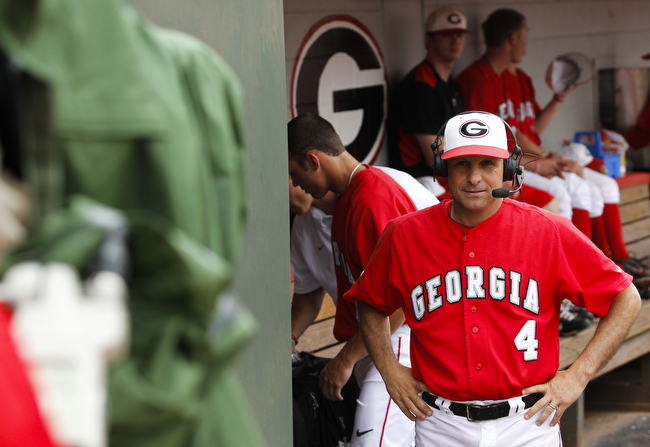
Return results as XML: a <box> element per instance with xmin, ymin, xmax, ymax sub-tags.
<box><xmin>296</xmin><ymin>172</ymin><xmax>650</xmax><ymax>447</ymax></box>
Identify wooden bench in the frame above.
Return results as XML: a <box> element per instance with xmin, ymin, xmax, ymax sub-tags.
<box><xmin>296</xmin><ymin>172</ymin><xmax>650</xmax><ymax>447</ymax></box>
<box><xmin>617</xmin><ymin>172</ymin><xmax>650</xmax><ymax>261</ymax></box>
<box><xmin>298</xmin><ymin>293</ymin><xmax>343</xmax><ymax>358</ymax></box>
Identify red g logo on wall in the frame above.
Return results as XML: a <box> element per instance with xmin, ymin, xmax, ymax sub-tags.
<box><xmin>290</xmin><ymin>15</ymin><xmax>387</xmax><ymax>164</ymax></box>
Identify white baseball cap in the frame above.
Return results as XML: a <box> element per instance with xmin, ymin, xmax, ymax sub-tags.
<box><xmin>557</xmin><ymin>141</ymin><xmax>594</xmax><ymax>166</ymax></box>
<box><xmin>425</xmin><ymin>7</ymin><xmax>473</xmax><ymax>35</ymax></box>
<box><xmin>441</xmin><ymin>113</ymin><xmax>509</xmax><ymax>160</ymax></box>
<box><xmin>545</xmin><ymin>52</ymin><xmax>594</xmax><ymax>94</ymax></box>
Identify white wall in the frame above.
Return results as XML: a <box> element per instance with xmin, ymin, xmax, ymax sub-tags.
<box><xmin>285</xmin><ymin>0</ymin><xmax>650</xmax><ymax>159</ymax></box>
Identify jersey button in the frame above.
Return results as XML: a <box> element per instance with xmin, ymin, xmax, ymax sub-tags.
<box><xmin>476</xmin><ymin>363</ymin><xmax>482</xmax><ymax>370</ymax></box>
<box><xmin>463</xmin><ymin>235</ymin><xmax>467</xmax><ymax>241</ymax></box>
<box><xmin>469</xmin><ymin>252</ymin><xmax>475</xmax><ymax>258</ymax></box>
<box><xmin>472</xmin><ymin>326</ymin><xmax>478</xmax><ymax>334</ymax></box>
<box><xmin>471</xmin><ymin>306</ymin><xmax>477</xmax><ymax>314</ymax></box>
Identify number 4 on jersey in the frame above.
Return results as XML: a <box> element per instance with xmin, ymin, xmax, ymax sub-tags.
<box><xmin>514</xmin><ymin>320</ymin><xmax>538</xmax><ymax>361</ymax></box>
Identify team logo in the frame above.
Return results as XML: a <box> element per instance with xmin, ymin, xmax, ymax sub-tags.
<box><xmin>290</xmin><ymin>15</ymin><xmax>387</xmax><ymax>164</ymax></box>
<box><xmin>448</xmin><ymin>14</ymin><xmax>462</xmax><ymax>24</ymax></box>
<box><xmin>460</xmin><ymin>120</ymin><xmax>489</xmax><ymax>138</ymax></box>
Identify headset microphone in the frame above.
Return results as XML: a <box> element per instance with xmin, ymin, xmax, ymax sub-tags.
<box><xmin>492</xmin><ymin>187</ymin><xmax>511</xmax><ymax>198</ymax></box>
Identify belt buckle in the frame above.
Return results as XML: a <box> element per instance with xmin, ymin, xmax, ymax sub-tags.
<box><xmin>466</xmin><ymin>403</ymin><xmax>482</xmax><ymax>421</ymax></box>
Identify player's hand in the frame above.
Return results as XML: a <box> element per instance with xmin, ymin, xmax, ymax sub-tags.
<box><xmin>382</xmin><ymin>363</ymin><xmax>433</xmax><ymax>421</ymax></box>
<box><xmin>554</xmin><ymin>84</ymin><xmax>578</xmax><ymax>101</ymax></box>
<box><xmin>537</xmin><ymin>157</ymin><xmax>565</xmax><ymax>179</ymax></box>
<box><xmin>319</xmin><ymin>353</ymin><xmax>355</xmax><ymax>401</ymax></box>
<box><xmin>522</xmin><ymin>370</ymin><xmax>587</xmax><ymax>427</ymax></box>
<box><xmin>559</xmin><ymin>159</ymin><xmax>584</xmax><ymax>178</ymax></box>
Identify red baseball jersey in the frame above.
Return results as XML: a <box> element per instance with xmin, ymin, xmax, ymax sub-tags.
<box><xmin>456</xmin><ymin>61</ymin><xmax>554</xmax><ymax>208</ymax></box>
<box><xmin>345</xmin><ymin>199</ymin><xmax>632</xmax><ymax>401</ymax></box>
<box><xmin>509</xmin><ymin>67</ymin><xmax>542</xmax><ymax>145</ymax></box>
<box><xmin>457</xmin><ymin>59</ymin><xmax>518</xmax><ymax>129</ymax></box>
<box><xmin>331</xmin><ymin>165</ymin><xmax>417</xmax><ymax>341</ymax></box>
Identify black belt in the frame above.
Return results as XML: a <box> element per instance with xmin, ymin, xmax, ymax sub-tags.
<box><xmin>421</xmin><ymin>392</ymin><xmax>543</xmax><ymax>421</ymax></box>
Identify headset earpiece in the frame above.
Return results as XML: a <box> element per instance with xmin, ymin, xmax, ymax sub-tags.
<box><xmin>502</xmin><ymin>154</ymin><xmax>516</xmax><ymax>181</ymax></box>
<box><xmin>501</xmin><ymin>121</ymin><xmax>522</xmax><ymax>181</ymax></box>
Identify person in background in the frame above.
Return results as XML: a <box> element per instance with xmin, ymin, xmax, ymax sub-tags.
<box><xmin>289</xmin><ymin>113</ymin><xmax>424</xmax><ymax>447</ymax></box>
<box><xmin>290</xmin><ymin>166</ymin><xmax>438</xmax><ymax>348</ymax></box>
<box><xmin>389</xmin><ymin>6</ymin><xmax>561</xmax><ymax>216</ymax></box>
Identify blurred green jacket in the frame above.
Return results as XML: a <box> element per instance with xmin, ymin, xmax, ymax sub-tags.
<box><xmin>0</xmin><ymin>0</ymin><xmax>263</xmax><ymax>445</ymax></box>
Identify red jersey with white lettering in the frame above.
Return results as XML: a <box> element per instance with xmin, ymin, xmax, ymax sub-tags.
<box><xmin>345</xmin><ymin>199</ymin><xmax>631</xmax><ymax>401</ymax></box>
<box><xmin>509</xmin><ymin>67</ymin><xmax>542</xmax><ymax>145</ymax></box>
<box><xmin>331</xmin><ymin>165</ymin><xmax>417</xmax><ymax>341</ymax></box>
<box><xmin>456</xmin><ymin>61</ymin><xmax>554</xmax><ymax>208</ymax></box>
<box><xmin>457</xmin><ymin>59</ymin><xmax>518</xmax><ymax>129</ymax></box>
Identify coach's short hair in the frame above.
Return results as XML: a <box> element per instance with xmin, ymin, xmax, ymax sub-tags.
<box><xmin>287</xmin><ymin>114</ymin><xmax>345</xmax><ymax>168</ymax></box>
<box><xmin>481</xmin><ymin>9</ymin><xmax>526</xmax><ymax>48</ymax></box>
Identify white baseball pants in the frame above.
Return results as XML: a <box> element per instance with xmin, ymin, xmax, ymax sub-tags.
<box><xmin>583</xmin><ymin>167</ymin><xmax>620</xmax><ymax>204</ymax></box>
<box><xmin>416</xmin><ymin>398</ymin><xmax>562</xmax><ymax>447</ymax></box>
<box><xmin>525</xmin><ymin>171</ymin><xmax>594</xmax><ymax>219</ymax></box>
<box><xmin>351</xmin><ymin>324</ymin><xmax>415</xmax><ymax>447</ymax></box>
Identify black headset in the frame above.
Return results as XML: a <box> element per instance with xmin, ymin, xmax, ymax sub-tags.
<box><xmin>431</xmin><ymin>111</ymin><xmax>523</xmax><ymax>182</ymax></box>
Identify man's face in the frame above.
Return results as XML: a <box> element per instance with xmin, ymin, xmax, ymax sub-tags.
<box><xmin>447</xmin><ymin>155</ymin><xmax>504</xmax><ymax>224</ymax></box>
<box><xmin>430</xmin><ymin>32</ymin><xmax>466</xmax><ymax>62</ymax></box>
<box><xmin>289</xmin><ymin>178</ymin><xmax>313</xmax><ymax>215</ymax></box>
<box><xmin>511</xmin><ymin>20</ymin><xmax>529</xmax><ymax>63</ymax></box>
<box><xmin>288</xmin><ymin>156</ymin><xmax>328</xmax><ymax>199</ymax></box>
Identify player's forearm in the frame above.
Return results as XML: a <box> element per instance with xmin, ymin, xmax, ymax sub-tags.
<box><xmin>334</xmin><ymin>306</ymin><xmax>405</xmax><ymax>368</ymax></box>
<box><xmin>334</xmin><ymin>330</ymin><xmax>370</xmax><ymax>370</ymax></box>
<box><xmin>567</xmin><ymin>284</ymin><xmax>641</xmax><ymax>384</ymax></box>
<box><xmin>291</xmin><ymin>287</ymin><xmax>326</xmax><ymax>339</ymax></box>
<box><xmin>533</xmin><ymin>99</ymin><xmax>561</xmax><ymax>135</ymax></box>
<box><xmin>516</xmin><ymin>130</ymin><xmax>544</xmax><ymax>157</ymax></box>
<box><xmin>358</xmin><ymin>301</ymin><xmax>400</xmax><ymax>375</ymax></box>
<box><xmin>535</xmin><ymin>87</ymin><xmax>575</xmax><ymax>135</ymax></box>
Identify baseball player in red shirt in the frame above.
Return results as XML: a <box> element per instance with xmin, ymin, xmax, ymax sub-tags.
<box><xmin>345</xmin><ymin>111</ymin><xmax>641</xmax><ymax>446</ymax></box>
<box><xmin>509</xmin><ymin>62</ymin><xmax>650</xmax><ymax>284</ymax></box>
<box><xmin>288</xmin><ymin>113</ymin><xmax>420</xmax><ymax>447</ymax></box>
<box><xmin>457</xmin><ymin>8</ymin><xmax>650</xmax><ymax>288</ymax></box>
<box><xmin>455</xmin><ymin>13</ymin><xmax>578</xmax><ymax>222</ymax></box>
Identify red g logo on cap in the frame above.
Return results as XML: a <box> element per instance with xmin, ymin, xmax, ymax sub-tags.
<box><xmin>460</xmin><ymin>120</ymin><xmax>489</xmax><ymax>138</ymax></box>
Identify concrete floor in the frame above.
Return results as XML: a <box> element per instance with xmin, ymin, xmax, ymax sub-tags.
<box><xmin>584</xmin><ymin>409</ymin><xmax>650</xmax><ymax>446</ymax></box>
